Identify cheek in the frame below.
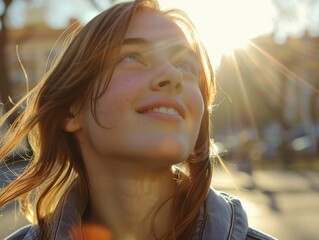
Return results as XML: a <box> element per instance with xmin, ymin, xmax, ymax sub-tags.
<box><xmin>188</xmin><ymin>85</ymin><xmax>205</xmax><ymax>120</ymax></box>
<box><xmin>93</xmin><ymin>96</ymin><xmax>128</xmax><ymax>128</ymax></box>
<box><xmin>93</xmin><ymin>74</ymin><xmax>142</xmax><ymax>125</ymax></box>
<box><xmin>185</xmin><ymin>86</ymin><xmax>205</xmax><ymax>144</ymax></box>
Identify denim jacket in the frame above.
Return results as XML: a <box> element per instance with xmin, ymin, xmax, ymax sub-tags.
<box><xmin>5</xmin><ymin>183</ymin><xmax>276</xmax><ymax>240</ymax></box>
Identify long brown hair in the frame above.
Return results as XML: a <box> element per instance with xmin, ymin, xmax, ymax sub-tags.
<box><xmin>0</xmin><ymin>0</ymin><xmax>215</xmax><ymax>239</ymax></box>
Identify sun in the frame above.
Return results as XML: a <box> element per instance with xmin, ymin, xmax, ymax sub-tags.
<box><xmin>160</xmin><ymin>0</ymin><xmax>275</xmax><ymax>67</ymax></box>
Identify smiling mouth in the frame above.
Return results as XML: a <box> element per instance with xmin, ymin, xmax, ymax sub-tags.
<box><xmin>148</xmin><ymin>107</ymin><xmax>181</xmax><ymax>116</ymax></box>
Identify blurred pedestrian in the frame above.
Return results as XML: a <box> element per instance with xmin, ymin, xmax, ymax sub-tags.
<box><xmin>0</xmin><ymin>0</ymin><xmax>275</xmax><ymax>239</ymax></box>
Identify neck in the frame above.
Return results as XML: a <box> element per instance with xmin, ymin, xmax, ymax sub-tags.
<box><xmin>84</xmin><ymin>161</ymin><xmax>176</xmax><ymax>240</ymax></box>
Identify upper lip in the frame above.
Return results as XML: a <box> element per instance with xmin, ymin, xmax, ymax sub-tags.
<box><xmin>136</xmin><ymin>100</ymin><xmax>186</xmax><ymax>119</ymax></box>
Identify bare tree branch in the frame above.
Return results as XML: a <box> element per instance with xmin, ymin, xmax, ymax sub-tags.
<box><xmin>0</xmin><ymin>0</ymin><xmax>14</xmax><ymax>117</ymax></box>
<box><xmin>87</xmin><ymin>0</ymin><xmax>116</xmax><ymax>10</ymax></box>
<box><xmin>87</xmin><ymin>0</ymin><xmax>101</xmax><ymax>9</ymax></box>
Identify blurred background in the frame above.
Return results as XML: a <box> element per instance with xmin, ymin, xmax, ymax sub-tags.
<box><xmin>1</xmin><ymin>0</ymin><xmax>319</xmax><ymax>239</ymax></box>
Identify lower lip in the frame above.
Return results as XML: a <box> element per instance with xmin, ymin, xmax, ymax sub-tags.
<box><xmin>140</xmin><ymin>111</ymin><xmax>183</xmax><ymax>122</ymax></box>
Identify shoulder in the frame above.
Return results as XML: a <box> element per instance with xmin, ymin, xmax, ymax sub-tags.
<box><xmin>202</xmin><ymin>189</ymin><xmax>276</xmax><ymax>240</ymax></box>
<box><xmin>4</xmin><ymin>225</ymin><xmax>39</xmax><ymax>240</ymax></box>
<box><xmin>246</xmin><ymin>227</ymin><xmax>277</xmax><ymax>240</ymax></box>
<box><xmin>201</xmin><ymin>189</ymin><xmax>248</xmax><ymax>239</ymax></box>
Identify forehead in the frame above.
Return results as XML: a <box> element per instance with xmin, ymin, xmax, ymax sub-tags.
<box><xmin>125</xmin><ymin>9</ymin><xmax>191</xmax><ymax>48</ymax></box>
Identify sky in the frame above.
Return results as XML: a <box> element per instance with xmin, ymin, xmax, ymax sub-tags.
<box><xmin>6</xmin><ymin>0</ymin><xmax>318</xmax><ymax>66</ymax></box>
<box><xmin>58</xmin><ymin>0</ymin><xmax>276</xmax><ymax>66</ymax></box>
<box><xmin>160</xmin><ymin>0</ymin><xmax>276</xmax><ymax>65</ymax></box>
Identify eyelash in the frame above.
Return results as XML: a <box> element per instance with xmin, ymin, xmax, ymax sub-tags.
<box><xmin>119</xmin><ymin>52</ymin><xmax>145</xmax><ymax>64</ymax></box>
<box><xmin>176</xmin><ymin>61</ymin><xmax>197</xmax><ymax>74</ymax></box>
<box><xmin>118</xmin><ymin>52</ymin><xmax>199</xmax><ymax>77</ymax></box>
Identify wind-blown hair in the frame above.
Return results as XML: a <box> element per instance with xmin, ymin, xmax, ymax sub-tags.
<box><xmin>0</xmin><ymin>0</ymin><xmax>215</xmax><ymax>239</ymax></box>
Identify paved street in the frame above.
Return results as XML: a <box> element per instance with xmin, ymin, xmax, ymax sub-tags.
<box><xmin>212</xmin><ymin>168</ymin><xmax>319</xmax><ymax>240</ymax></box>
<box><xmin>1</xmin><ymin>163</ymin><xmax>319</xmax><ymax>239</ymax></box>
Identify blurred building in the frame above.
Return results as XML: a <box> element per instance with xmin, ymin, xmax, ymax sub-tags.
<box><xmin>6</xmin><ymin>19</ymin><xmax>78</xmax><ymax>99</ymax></box>
<box><xmin>215</xmin><ymin>34</ymin><xmax>319</xmax><ymax>163</ymax></box>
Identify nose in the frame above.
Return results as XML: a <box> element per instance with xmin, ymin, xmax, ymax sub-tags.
<box><xmin>150</xmin><ymin>62</ymin><xmax>184</xmax><ymax>93</ymax></box>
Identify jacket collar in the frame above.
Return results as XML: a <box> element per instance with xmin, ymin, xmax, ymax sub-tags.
<box><xmin>199</xmin><ymin>189</ymin><xmax>249</xmax><ymax>240</ymax></box>
<box><xmin>49</xmin><ymin>181</ymin><xmax>87</xmax><ymax>240</ymax></box>
<box><xmin>47</xmin><ymin>183</ymin><xmax>248</xmax><ymax>240</ymax></box>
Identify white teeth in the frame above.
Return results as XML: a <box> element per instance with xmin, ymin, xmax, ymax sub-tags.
<box><xmin>151</xmin><ymin>107</ymin><xmax>180</xmax><ymax>116</ymax></box>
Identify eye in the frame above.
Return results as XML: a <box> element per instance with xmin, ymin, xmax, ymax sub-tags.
<box><xmin>175</xmin><ymin>60</ymin><xmax>199</xmax><ymax>79</ymax></box>
<box><xmin>119</xmin><ymin>52</ymin><xmax>145</xmax><ymax>65</ymax></box>
<box><xmin>176</xmin><ymin>62</ymin><xmax>195</xmax><ymax>73</ymax></box>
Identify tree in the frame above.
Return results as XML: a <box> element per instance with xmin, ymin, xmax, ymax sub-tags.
<box><xmin>0</xmin><ymin>0</ymin><xmax>116</xmax><ymax>123</ymax></box>
<box><xmin>273</xmin><ymin>0</ymin><xmax>319</xmax><ymax>43</ymax></box>
<box><xmin>87</xmin><ymin>0</ymin><xmax>116</xmax><ymax>9</ymax></box>
<box><xmin>0</xmin><ymin>0</ymin><xmax>13</xmax><ymax>120</ymax></box>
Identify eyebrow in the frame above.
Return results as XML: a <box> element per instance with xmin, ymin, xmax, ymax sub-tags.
<box><xmin>123</xmin><ymin>38</ymin><xmax>150</xmax><ymax>46</ymax></box>
<box><xmin>122</xmin><ymin>37</ymin><xmax>198</xmax><ymax>60</ymax></box>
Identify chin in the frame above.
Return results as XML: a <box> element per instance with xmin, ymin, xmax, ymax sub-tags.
<box><xmin>151</xmin><ymin>139</ymin><xmax>191</xmax><ymax>165</ymax></box>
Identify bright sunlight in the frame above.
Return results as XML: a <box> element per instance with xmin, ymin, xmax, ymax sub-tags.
<box><xmin>42</xmin><ymin>0</ymin><xmax>276</xmax><ymax>67</ymax></box>
<box><xmin>160</xmin><ymin>0</ymin><xmax>276</xmax><ymax>66</ymax></box>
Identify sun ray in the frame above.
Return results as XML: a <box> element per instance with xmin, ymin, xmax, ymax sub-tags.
<box><xmin>249</xmin><ymin>41</ymin><xmax>319</xmax><ymax>95</ymax></box>
<box><xmin>229</xmin><ymin>52</ymin><xmax>260</xmax><ymax>140</ymax></box>
<box><xmin>240</xmin><ymin>42</ymin><xmax>308</xmax><ymax>119</ymax></box>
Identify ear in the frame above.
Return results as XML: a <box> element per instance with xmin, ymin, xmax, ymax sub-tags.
<box><xmin>64</xmin><ymin>112</ymin><xmax>81</xmax><ymax>133</ymax></box>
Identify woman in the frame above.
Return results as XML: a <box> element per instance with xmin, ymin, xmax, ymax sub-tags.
<box><xmin>1</xmin><ymin>0</ymin><xmax>275</xmax><ymax>239</ymax></box>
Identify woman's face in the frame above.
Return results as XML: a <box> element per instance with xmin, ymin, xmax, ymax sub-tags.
<box><xmin>69</xmin><ymin>9</ymin><xmax>204</xmax><ymax>168</ymax></box>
